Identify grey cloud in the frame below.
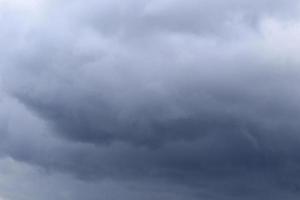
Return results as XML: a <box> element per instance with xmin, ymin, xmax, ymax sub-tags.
<box><xmin>55</xmin><ymin>0</ymin><xmax>300</xmax><ymax>37</ymax></box>
<box><xmin>1</xmin><ymin>0</ymin><xmax>300</xmax><ymax>200</ymax></box>
<box><xmin>0</xmin><ymin>157</ymin><xmax>199</xmax><ymax>200</ymax></box>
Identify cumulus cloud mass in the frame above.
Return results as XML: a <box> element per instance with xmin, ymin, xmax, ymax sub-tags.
<box><xmin>1</xmin><ymin>0</ymin><xmax>300</xmax><ymax>199</ymax></box>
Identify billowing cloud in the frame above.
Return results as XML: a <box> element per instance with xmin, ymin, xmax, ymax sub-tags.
<box><xmin>1</xmin><ymin>0</ymin><xmax>300</xmax><ymax>199</ymax></box>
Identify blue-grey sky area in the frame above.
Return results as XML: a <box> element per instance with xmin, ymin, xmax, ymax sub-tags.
<box><xmin>1</xmin><ymin>0</ymin><xmax>300</xmax><ymax>199</ymax></box>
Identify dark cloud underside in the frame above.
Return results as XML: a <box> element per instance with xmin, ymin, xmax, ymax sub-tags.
<box><xmin>1</xmin><ymin>0</ymin><xmax>300</xmax><ymax>199</ymax></box>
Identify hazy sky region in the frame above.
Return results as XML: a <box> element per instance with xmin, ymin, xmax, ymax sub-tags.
<box><xmin>1</xmin><ymin>0</ymin><xmax>300</xmax><ymax>199</ymax></box>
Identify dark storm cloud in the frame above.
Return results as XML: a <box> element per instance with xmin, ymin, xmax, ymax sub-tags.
<box><xmin>1</xmin><ymin>0</ymin><xmax>300</xmax><ymax>199</ymax></box>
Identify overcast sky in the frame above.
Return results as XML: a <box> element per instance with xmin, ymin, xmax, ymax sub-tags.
<box><xmin>1</xmin><ymin>0</ymin><xmax>300</xmax><ymax>199</ymax></box>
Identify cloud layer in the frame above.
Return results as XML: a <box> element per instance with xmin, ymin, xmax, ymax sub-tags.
<box><xmin>1</xmin><ymin>0</ymin><xmax>300</xmax><ymax>199</ymax></box>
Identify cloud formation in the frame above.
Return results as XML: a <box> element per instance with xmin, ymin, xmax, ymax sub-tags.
<box><xmin>1</xmin><ymin>0</ymin><xmax>300</xmax><ymax>199</ymax></box>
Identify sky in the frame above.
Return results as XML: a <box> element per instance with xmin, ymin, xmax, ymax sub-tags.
<box><xmin>1</xmin><ymin>0</ymin><xmax>300</xmax><ymax>199</ymax></box>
